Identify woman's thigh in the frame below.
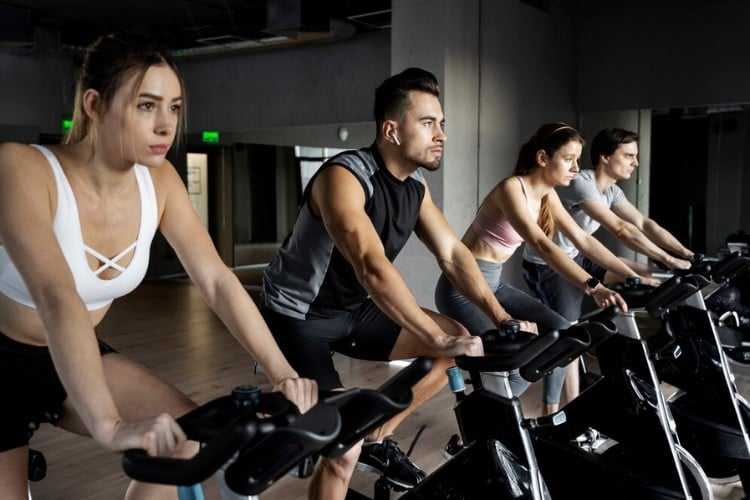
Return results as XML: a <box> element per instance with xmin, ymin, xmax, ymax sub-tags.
<box><xmin>57</xmin><ymin>353</ymin><xmax>196</xmax><ymax>436</ymax></box>
<box><xmin>435</xmin><ymin>274</ymin><xmax>496</xmax><ymax>335</ymax></box>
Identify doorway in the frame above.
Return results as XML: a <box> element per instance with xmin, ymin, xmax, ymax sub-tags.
<box><xmin>650</xmin><ymin>111</ymin><xmax>708</xmax><ymax>254</ymax></box>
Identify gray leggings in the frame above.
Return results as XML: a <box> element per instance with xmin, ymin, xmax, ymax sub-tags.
<box><xmin>434</xmin><ymin>260</ymin><xmax>571</xmax><ymax>404</ymax></box>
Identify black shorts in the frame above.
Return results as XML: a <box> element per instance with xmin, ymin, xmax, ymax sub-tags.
<box><xmin>260</xmin><ymin>299</ymin><xmax>402</xmax><ymax>391</ymax></box>
<box><xmin>0</xmin><ymin>331</ymin><xmax>118</xmax><ymax>451</ymax></box>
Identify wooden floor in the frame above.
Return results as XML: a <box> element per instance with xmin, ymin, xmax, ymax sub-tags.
<box><xmin>27</xmin><ymin>280</ymin><xmax>748</xmax><ymax>499</ymax></box>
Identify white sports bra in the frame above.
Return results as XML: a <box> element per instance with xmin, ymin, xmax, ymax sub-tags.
<box><xmin>0</xmin><ymin>145</ymin><xmax>158</xmax><ymax>310</ymax></box>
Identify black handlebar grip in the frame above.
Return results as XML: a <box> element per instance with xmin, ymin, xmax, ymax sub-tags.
<box><xmin>376</xmin><ymin>356</ymin><xmax>433</xmax><ymax>402</ymax></box>
<box><xmin>711</xmin><ymin>253</ymin><xmax>750</xmax><ymax>282</ymax></box>
<box><xmin>122</xmin><ymin>418</ymin><xmax>258</xmax><ymax>485</ymax></box>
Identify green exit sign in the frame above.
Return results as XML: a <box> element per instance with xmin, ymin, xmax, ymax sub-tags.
<box><xmin>202</xmin><ymin>131</ymin><xmax>220</xmax><ymax>143</ymax></box>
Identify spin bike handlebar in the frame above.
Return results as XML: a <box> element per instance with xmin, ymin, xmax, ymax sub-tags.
<box><xmin>122</xmin><ymin>389</ymin><xmax>341</xmax><ymax>496</ymax></box>
<box><xmin>612</xmin><ymin>275</ymin><xmax>703</xmax><ymax>318</ymax></box>
<box><xmin>710</xmin><ymin>252</ymin><xmax>750</xmax><ymax>283</ymax></box>
<box><xmin>616</xmin><ymin>253</ymin><xmax>749</xmax><ymax>317</ymax></box>
<box><xmin>455</xmin><ymin>306</ymin><xmax>619</xmax><ymax>381</ymax></box>
<box><xmin>666</xmin><ymin>252</ymin><xmax>749</xmax><ymax>286</ymax></box>
<box><xmin>318</xmin><ymin>356</ymin><xmax>433</xmax><ymax>458</ymax></box>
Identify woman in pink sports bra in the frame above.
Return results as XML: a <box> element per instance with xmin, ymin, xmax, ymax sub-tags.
<box><xmin>0</xmin><ymin>32</ymin><xmax>317</xmax><ymax>499</ymax></box>
<box><xmin>435</xmin><ymin>123</ymin><xmax>651</xmax><ymax>414</ymax></box>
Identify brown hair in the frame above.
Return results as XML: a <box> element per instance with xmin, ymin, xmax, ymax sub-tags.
<box><xmin>590</xmin><ymin>127</ymin><xmax>639</xmax><ymax>166</ymax></box>
<box><xmin>373</xmin><ymin>67</ymin><xmax>440</xmax><ymax>134</ymax></box>
<box><xmin>64</xmin><ymin>31</ymin><xmax>187</xmax><ymax>149</ymax></box>
<box><xmin>514</xmin><ymin>122</ymin><xmax>585</xmax><ymax>238</ymax></box>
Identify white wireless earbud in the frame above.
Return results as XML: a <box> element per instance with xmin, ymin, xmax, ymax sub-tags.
<box><xmin>391</xmin><ymin>131</ymin><xmax>401</xmax><ymax>146</ymax></box>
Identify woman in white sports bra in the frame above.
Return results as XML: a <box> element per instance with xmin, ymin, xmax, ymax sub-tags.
<box><xmin>435</xmin><ymin>122</ymin><xmax>653</xmax><ymax>414</ymax></box>
<box><xmin>0</xmin><ymin>32</ymin><xmax>317</xmax><ymax>499</ymax></box>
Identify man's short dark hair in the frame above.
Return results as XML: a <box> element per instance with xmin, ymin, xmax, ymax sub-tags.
<box><xmin>590</xmin><ymin>128</ymin><xmax>639</xmax><ymax>166</ymax></box>
<box><xmin>373</xmin><ymin>67</ymin><xmax>440</xmax><ymax>132</ymax></box>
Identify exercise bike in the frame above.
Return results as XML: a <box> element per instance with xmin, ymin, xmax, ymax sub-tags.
<box><xmin>702</xmin><ymin>253</ymin><xmax>750</xmax><ymax>365</ymax></box>
<box><xmin>517</xmin><ymin>281</ymin><xmax>715</xmax><ymax>500</ymax></box>
<box><xmin>122</xmin><ymin>356</ymin><xmax>433</xmax><ymax>500</ymax></box>
<box><xmin>399</xmin><ymin>307</ymin><xmax>620</xmax><ymax>499</ymax></box>
<box><xmin>613</xmin><ymin>252</ymin><xmax>750</xmax><ymax>493</ymax></box>
<box><xmin>122</xmin><ymin>387</ymin><xmax>340</xmax><ymax>499</ymax></box>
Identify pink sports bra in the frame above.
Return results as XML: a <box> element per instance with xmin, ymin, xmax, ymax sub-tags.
<box><xmin>471</xmin><ymin>176</ymin><xmax>539</xmax><ymax>255</ymax></box>
<box><xmin>0</xmin><ymin>145</ymin><xmax>159</xmax><ymax>310</ymax></box>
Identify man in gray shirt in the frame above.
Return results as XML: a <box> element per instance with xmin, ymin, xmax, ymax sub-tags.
<box><xmin>522</xmin><ymin>127</ymin><xmax>692</xmax><ymax>397</ymax></box>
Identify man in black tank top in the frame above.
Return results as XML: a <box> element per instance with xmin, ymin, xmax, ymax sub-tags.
<box><xmin>260</xmin><ymin>68</ymin><xmax>519</xmax><ymax>498</ymax></box>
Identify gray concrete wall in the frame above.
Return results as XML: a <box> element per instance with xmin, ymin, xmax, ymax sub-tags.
<box><xmin>180</xmin><ymin>30</ymin><xmax>390</xmax><ymax>133</ymax></box>
<box><xmin>390</xmin><ymin>0</ymin><xmax>579</xmax><ymax>308</ymax></box>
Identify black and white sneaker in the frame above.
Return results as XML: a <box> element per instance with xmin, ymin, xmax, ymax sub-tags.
<box><xmin>356</xmin><ymin>438</ymin><xmax>426</xmax><ymax>489</ymax></box>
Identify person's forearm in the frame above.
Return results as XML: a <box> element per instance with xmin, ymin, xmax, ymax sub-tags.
<box><xmin>206</xmin><ymin>273</ymin><xmax>300</xmax><ymax>386</ymax></box>
<box><xmin>614</xmin><ymin>223</ymin><xmax>678</xmax><ymax>267</ymax></box>
<box><xmin>357</xmin><ymin>256</ymin><xmax>456</xmax><ymax>350</ymax></box>
<box><xmin>531</xmin><ymin>239</ymin><xmax>600</xmax><ymax>292</ymax></box>
<box><xmin>41</xmin><ymin>300</ymin><xmax>121</xmax><ymax>444</ymax></box>
<box><xmin>575</xmin><ymin>237</ymin><xmax>639</xmax><ymax>280</ymax></box>
<box><xmin>642</xmin><ymin>219</ymin><xmax>693</xmax><ymax>259</ymax></box>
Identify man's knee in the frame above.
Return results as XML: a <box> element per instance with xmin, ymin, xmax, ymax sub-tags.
<box><xmin>317</xmin><ymin>441</ymin><xmax>361</xmax><ymax>480</ymax></box>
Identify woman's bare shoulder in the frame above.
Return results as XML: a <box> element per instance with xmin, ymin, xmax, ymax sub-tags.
<box><xmin>0</xmin><ymin>141</ymin><xmax>39</xmax><ymax>160</ymax></box>
<box><xmin>0</xmin><ymin>142</ymin><xmax>54</xmax><ymax>179</ymax></box>
<box><xmin>489</xmin><ymin>175</ymin><xmax>521</xmax><ymax>200</ymax></box>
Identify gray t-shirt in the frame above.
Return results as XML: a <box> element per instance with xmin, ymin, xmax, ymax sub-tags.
<box><xmin>523</xmin><ymin>169</ymin><xmax>627</xmax><ymax>264</ymax></box>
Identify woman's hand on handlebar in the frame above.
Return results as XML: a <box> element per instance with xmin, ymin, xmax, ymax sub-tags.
<box><xmin>516</xmin><ymin>320</ymin><xmax>538</xmax><ymax>335</ymax></box>
<box><xmin>444</xmin><ymin>334</ymin><xmax>485</xmax><ymax>358</ymax></box>
<box><xmin>591</xmin><ymin>285</ymin><xmax>628</xmax><ymax>313</ymax></box>
<box><xmin>273</xmin><ymin>376</ymin><xmax>319</xmax><ymax>413</ymax></box>
<box><xmin>105</xmin><ymin>414</ymin><xmax>187</xmax><ymax>457</ymax></box>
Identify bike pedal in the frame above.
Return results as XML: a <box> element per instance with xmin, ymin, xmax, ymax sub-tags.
<box><xmin>28</xmin><ymin>449</ymin><xmax>47</xmax><ymax>482</ymax></box>
<box><xmin>522</xmin><ymin>411</ymin><xmax>566</xmax><ymax>429</ymax></box>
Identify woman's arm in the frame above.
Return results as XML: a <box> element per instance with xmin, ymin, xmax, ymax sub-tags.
<box><xmin>155</xmin><ymin>162</ymin><xmax>317</xmax><ymax>411</ymax></box>
<box><xmin>0</xmin><ymin>143</ymin><xmax>183</xmax><ymax>455</ymax></box>
<box><xmin>415</xmin><ymin>185</ymin><xmax>514</xmax><ymax>328</ymax></box>
<box><xmin>495</xmin><ymin>181</ymin><xmax>629</xmax><ymax>310</ymax></box>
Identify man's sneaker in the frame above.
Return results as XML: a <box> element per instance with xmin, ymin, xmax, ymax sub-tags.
<box><xmin>442</xmin><ymin>433</ymin><xmax>465</xmax><ymax>460</ymax></box>
<box><xmin>356</xmin><ymin>438</ymin><xmax>426</xmax><ymax>489</ymax></box>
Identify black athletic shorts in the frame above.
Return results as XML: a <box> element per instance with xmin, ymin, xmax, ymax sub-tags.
<box><xmin>0</xmin><ymin>331</ymin><xmax>118</xmax><ymax>451</ymax></box>
<box><xmin>260</xmin><ymin>299</ymin><xmax>402</xmax><ymax>391</ymax></box>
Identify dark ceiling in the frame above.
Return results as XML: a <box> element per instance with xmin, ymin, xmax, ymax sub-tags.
<box><xmin>0</xmin><ymin>0</ymin><xmax>392</xmax><ymax>57</ymax></box>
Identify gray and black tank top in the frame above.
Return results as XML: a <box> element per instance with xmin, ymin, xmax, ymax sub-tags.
<box><xmin>262</xmin><ymin>145</ymin><xmax>426</xmax><ymax>319</ymax></box>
